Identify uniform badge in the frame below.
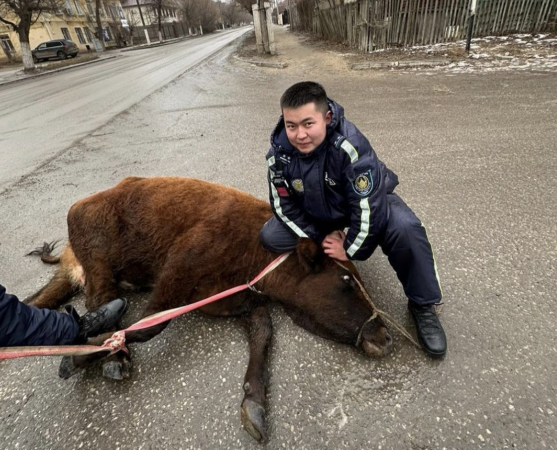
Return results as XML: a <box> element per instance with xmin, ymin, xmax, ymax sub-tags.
<box><xmin>325</xmin><ymin>172</ymin><xmax>337</xmax><ymax>187</ymax></box>
<box><xmin>353</xmin><ymin>171</ymin><xmax>373</xmax><ymax>196</ymax></box>
<box><xmin>292</xmin><ymin>179</ymin><xmax>304</xmax><ymax>193</ymax></box>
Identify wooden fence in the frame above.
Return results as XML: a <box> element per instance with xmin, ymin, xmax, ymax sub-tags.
<box><xmin>292</xmin><ymin>0</ymin><xmax>557</xmax><ymax>51</ymax></box>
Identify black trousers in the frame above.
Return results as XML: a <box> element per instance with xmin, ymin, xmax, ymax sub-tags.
<box><xmin>260</xmin><ymin>193</ymin><xmax>442</xmax><ymax>306</ymax></box>
<box><xmin>0</xmin><ymin>284</ymin><xmax>79</xmax><ymax>346</ymax></box>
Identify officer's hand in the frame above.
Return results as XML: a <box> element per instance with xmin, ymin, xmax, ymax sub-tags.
<box><xmin>322</xmin><ymin>231</ymin><xmax>348</xmax><ymax>261</ymax></box>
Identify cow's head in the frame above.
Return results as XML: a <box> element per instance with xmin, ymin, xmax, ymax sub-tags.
<box><xmin>275</xmin><ymin>239</ymin><xmax>392</xmax><ymax>357</ymax></box>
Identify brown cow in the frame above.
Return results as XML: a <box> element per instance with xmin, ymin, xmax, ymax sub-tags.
<box><xmin>25</xmin><ymin>177</ymin><xmax>392</xmax><ymax>441</ymax></box>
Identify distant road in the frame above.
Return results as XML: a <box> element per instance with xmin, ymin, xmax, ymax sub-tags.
<box><xmin>0</xmin><ymin>27</ymin><xmax>250</xmax><ymax>193</ymax></box>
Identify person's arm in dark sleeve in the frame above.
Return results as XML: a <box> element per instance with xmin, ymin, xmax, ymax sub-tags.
<box><xmin>266</xmin><ymin>152</ymin><xmax>325</xmax><ymax>243</ymax></box>
<box><xmin>339</xmin><ymin>140</ymin><xmax>388</xmax><ymax>261</ymax></box>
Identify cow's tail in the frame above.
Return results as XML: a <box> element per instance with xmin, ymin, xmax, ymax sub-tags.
<box><xmin>26</xmin><ymin>240</ymin><xmax>62</xmax><ymax>264</ymax></box>
<box><xmin>24</xmin><ymin>243</ymin><xmax>85</xmax><ymax>309</ymax></box>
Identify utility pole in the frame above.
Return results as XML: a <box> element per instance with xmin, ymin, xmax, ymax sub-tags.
<box><xmin>253</xmin><ymin>0</ymin><xmax>275</xmax><ymax>54</ymax></box>
<box><xmin>465</xmin><ymin>0</ymin><xmax>477</xmax><ymax>53</ymax></box>
<box><xmin>135</xmin><ymin>0</ymin><xmax>151</xmax><ymax>45</ymax></box>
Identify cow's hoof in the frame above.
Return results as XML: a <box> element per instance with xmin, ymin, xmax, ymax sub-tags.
<box><xmin>241</xmin><ymin>399</ymin><xmax>266</xmax><ymax>441</ymax></box>
<box><xmin>120</xmin><ymin>353</ymin><xmax>133</xmax><ymax>379</ymax></box>
<box><xmin>102</xmin><ymin>360</ymin><xmax>124</xmax><ymax>380</ymax></box>
<box><xmin>59</xmin><ymin>356</ymin><xmax>81</xmax><ymax>379</ymax></box>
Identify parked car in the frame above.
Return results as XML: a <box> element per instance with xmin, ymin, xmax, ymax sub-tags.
<box><xmin>32</xmin><ymin>40</ymin><xmax>79</xmax><ymax>63</ymax></box>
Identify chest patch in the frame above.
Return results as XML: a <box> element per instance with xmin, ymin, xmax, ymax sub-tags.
<box><xmin>325</xmin><ymin>172</ymin><xmax>337</xmax><ymax>187</ymax></box>
<box><xmin>353</xmin><ymin>171</ymin><xmax>373</xmax><ymax>196</ymax></box>
<box><xmin>292</xmin><ymin>179</ymin><xmax>304</xmax><ymax>193</ymax></box>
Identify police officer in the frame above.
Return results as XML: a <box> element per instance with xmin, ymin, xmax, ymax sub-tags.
<box><xmin>0</xmin><ymin>283</ymin><xmax>126</xmax><ymax>347</ymax></box>
<box><xmin>260</xmin><ymin>81</ymin><xmax>447</xmax><ymax>358</ymax></box>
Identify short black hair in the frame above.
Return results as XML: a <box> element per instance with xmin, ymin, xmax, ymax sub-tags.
<box><xmin>280</xmin><ymin>81</ymin><xmax>329</xmax><ymax>115</ymax></box>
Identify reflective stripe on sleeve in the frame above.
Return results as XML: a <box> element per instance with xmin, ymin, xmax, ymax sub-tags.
<box><xmin>347</xmin><ymin>197</ymin><xmax>370</xmax><ymax>257</ymax></box>
<box><xmin>340</xmin><ymin>140</ymin><xmax>358</xmax><ymax>163</ymax></box>
<box><xmin>268</xmin><ymin>167</ymin><xmax>309</xmax><ymax>239</ymax></box>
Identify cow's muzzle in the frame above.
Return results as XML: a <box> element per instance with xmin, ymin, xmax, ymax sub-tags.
<box><xmin>360</xmin><ymin>326</ymin><xmax>393</xmax><ymax>357</ymax></box>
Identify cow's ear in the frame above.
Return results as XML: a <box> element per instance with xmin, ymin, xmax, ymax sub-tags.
<box><xmin>296</xmin><ymin>238</ymin><xmax>324</xmax><ymax>273</ymax></box>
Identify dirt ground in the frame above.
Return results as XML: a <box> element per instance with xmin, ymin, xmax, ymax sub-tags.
<box><xmin>237</xmin><ymin>26</ymin><xmax>557</xmax><ymax>73</ymax></box>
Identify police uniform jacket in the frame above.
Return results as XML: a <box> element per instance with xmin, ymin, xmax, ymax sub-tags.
<box><xmin>266</xmin><ymin>99</ymin><xmax>399</xmax><ymax>261</ymax></box>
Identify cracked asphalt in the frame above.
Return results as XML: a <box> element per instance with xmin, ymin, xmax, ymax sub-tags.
<box><xmin>0</xmin><ymin>26</ymin><xmax>556</xmax><ymax>449</ymax></box>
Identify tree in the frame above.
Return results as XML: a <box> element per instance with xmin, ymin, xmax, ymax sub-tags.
<box><xmin>124</xmin><ymin>8</ymin><xmax>141</xmax><ymax>45</ymax></box>
<box><xmin>196</xmin><ymin>0</ymin><xmax>217</xmax><ymax>31</ymax></box>
<box><xmin>0</xmin><ymin>0</ymin><xmax>60</xmax><ymax>70</ymax></box>
<box><xmin>218</xmin><ymin>0</ymin><xmax>237</xmax><ymax>26</ymax></box>
<box><xmin>234</xmin><ymin>0</ymin><xmax>252</xmax><ymax>16</ymax></box>
<box><xmin>95</xmin><ymin>0</ymin><xmax>104</xmax><ymax>49</ymax></box>
<box><xmin>177</xmin><ymin>0</ymin><xmax>218</xmax><ymax>34</ymax></box>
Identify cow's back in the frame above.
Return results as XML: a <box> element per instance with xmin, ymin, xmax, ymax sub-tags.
<box><xmin>67</xmin><ymin>177</ymin><xmax>273</xmax><ymax>284</ymax></box>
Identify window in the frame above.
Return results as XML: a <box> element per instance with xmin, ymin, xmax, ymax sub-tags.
<box><xmin>74</xmin><ymin>1</ymin><xmax>84</xmax><ymax>15</ymax></box>
<box><xmin>64</xmin><ymin>0</ymin><xmax>74</xmax><ymax>15</ymax></box>
<box><xmin>86</xmin><ymin>2</ymin><xmax>94</xmax><ymax>15</ymax></box>
<box><xmin>46</xmin><ymin>41</ymin><xmax>63</xmax><ymax>48</ymax></box>
<box><xmin>61</xmin><ymin>28</ymin><xmax>71</xmax><ymax>40</ymax></box>
<box><xmin>75</xmin><ymin>27</ymin><xmax>86</xmax><ymax>44</ymax></box>
<box><xmin>119</xmin><ymin>7</ymin><xmax>124</xmax><ymax>19</ymax></box>
<box><xmin>84</xmin><ymin>27</ymin><xmax>93</xmax><ymax>43</ymax></box>
<box><xmin>99</xmin><ymin>26</ymin><xmax>112</xmax><ymax>42</ymax></box>
<box><xmin>0</xmin><ymin>35</ymin><xmax>15</xmax><ymax>52</ymax></box>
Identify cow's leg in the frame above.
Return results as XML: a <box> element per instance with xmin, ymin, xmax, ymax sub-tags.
<box><xmin>83</xmin><ymin>259</ymin><xmax>119</xmax><ymax>310</ymax></box>
<box><xmin>58</xmin><ymin>257</ymin><xmax>121</xmax><ymax>379</ymax></box>
<box><xmin>241</xmin><ymin>304</ymin><xmax>272</xmax><ymax>442</ymax></box>
<box><xmin>97</xmin><ymin>246</ymin><xmax>203</xmax><ymax>379</ymax></box>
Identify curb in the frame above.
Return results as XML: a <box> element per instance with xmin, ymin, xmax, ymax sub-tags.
<box><xmin>233</xmin><ymin>55</ymin><xmax>288</xmax><ymax>69</ymax></box>
<box><xmin>351</xmin><ymin>59</ymin><xmax>450</xmax><ymax>70</ymax></box>
<box><xmin>0</xmin><ymin>55</ymin><xmax>117</xmax><ymax>87</ymax></box>
<box><xmin>120</xmin><ymin>36</ymin><xmax>192</xmax><ymax>52</ymax></box>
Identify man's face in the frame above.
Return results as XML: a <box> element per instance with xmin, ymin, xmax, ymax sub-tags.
<box><xmin>283</xmin><ymin>102</ymin><xmax>331</xmax><ymax>154</ymax></box>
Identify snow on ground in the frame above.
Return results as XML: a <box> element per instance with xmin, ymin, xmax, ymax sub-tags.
<box><xmin>400</xmin><ymin>34</ymin><xmax>557</xmax><ymax>73</ymax></box>
<box><xmin>342</xmin><ymin>33</ymin><xmax>557</xmax><ymax>73</ymax></box>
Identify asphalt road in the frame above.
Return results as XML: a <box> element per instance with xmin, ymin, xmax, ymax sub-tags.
<box><xmin>0</xmin><ymin>28</ymin><xmax>556</xmax><ymax>450</ymax></box>
<box><xmin>0</xmin><ymin>27</ymin><xmax>250</xmax><ymax>193</ymax></box>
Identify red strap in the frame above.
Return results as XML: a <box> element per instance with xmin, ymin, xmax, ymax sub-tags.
<box><xmin>0</xmin><ymin>253</ymin><xmax>291</xmax><ymax>360</ymax></box>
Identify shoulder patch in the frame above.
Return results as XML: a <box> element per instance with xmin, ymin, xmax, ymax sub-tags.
<box><xmin>353</xmin><ymin>170</ymin><xmax>373</xmax><ymax>196</ymax></box>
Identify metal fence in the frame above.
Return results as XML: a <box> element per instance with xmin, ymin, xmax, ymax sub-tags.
<box><xmin>292</xmin><ymin>0</ymin><xmax>557</xmax><ymax>51</ymax></box>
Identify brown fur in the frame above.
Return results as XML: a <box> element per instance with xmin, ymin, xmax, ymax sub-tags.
<box><xmin>26</xmin><ymin>177</ymin><xmax>392</xmax><ymax>441</ymax></box>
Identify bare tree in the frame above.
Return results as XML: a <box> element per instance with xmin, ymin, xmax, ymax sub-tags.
<box><xmin>0</xmin><ymin>0</ymin><xmax>60</xmax><ymax>70</ymax></box>
<box><xmin>95</xmin><ymin>0</ymin><xmax>104</xmax><ymax>49</ymax></box>
<box><xmin>177</xmin><ymin>0</ymin><xmax>198</xmax><ymax>32</ymax></box>
<box><xmin>124</xmin><ymin>8</ymin><xmax>141</xmax><ymax>45</ymax></box>
<box><xmin>178</xmin><ymin>0</ymin><xmax>218</xmax><ymax>34</ymax></box>
<box><xmin>234</xmin><ymin>0</ymin><xmax>253</xmax><ymax>16</ymax></box>
<box><xmin>219</xmin><ymin>0</ymin><xmax>238</xmax><ymax>26</ymax></box>
<box><xmin>197</xmin><ymin>0</ymin><xmax>217</xmax><ymax>31</ymax></box>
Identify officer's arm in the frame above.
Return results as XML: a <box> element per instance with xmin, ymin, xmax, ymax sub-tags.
<box><xmin>341</xmin><ymin>145</ymin><xmax>388</xmax><ymax>261</ymax></box>
<box><xmin>266</xmin><ymin>155</ymin><xmax>325</xmax><ymax>243</ymax></box>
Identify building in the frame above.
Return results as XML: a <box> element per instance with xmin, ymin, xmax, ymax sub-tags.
<box><xmin>0</xmin><ymin>0</ymin><xmax>127</xmax><ymax>61</ymax></box>
<box><xmin>120</xmin><ymin>0</ymin><xmax>185</xmax><ymax>43</ymax></box>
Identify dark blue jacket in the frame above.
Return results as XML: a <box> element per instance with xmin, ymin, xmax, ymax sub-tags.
<box><xmin>266</xmin><ymin>99</ymin><xmax>398</xmax><ymax>260</ymax></box>
<box><xmin>0</xmin><ymin>283</ymin><xmax>78</xmax><ymax>346</ymax></box>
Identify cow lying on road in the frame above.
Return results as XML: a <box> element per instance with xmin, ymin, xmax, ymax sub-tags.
<box><xmin>25</xmin><ymin>177</ymin><xmax>392</xmax><ymax>441</ymax></box>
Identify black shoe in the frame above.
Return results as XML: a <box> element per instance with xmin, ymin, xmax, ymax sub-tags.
<box><xmin>408</xmin><ymin>302</ymin><xmax>447</xmax><ymax>358</ymax></box>
<box><xmin>66</xmin><ymin>298</ymin><xmax>128</xmax><ymax>344</ymax></box>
